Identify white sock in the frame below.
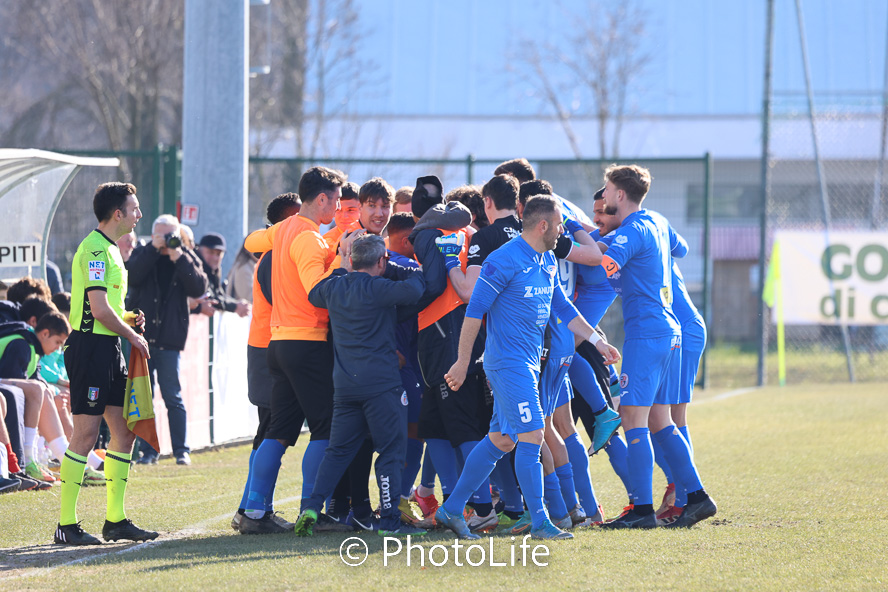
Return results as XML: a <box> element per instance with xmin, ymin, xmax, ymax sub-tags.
<box><xmin>245</xmin><ymin>509</ymin><xmax>265</xmax><ymax>519</ymax></box>
<box><xmin>416</xmin><ymin>485</ymin><xmax>435</xmax><ymax>497</ymax></box>
<box><xmin>87</xmin><ymin>450</ymin><xmax>103</xmax><ymax>470</ymax></box>
<box><xmin>23</xmin><ymin>427</ymin><xmax>38</xmax><ymax>464</ymax></box>
<box><xmin>47</xmin><ymin>437</ymin><xmax>69</xmax><ymax>463</ymax></box>
<box><xmin>0</xmin><ymin>446</ymin><xmax>8</xmax><ymax>479</ymax></box>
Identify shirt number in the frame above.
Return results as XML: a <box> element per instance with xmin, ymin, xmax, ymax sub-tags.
<box><xmin>518</xmin><ymin>401</ymin><xmax>532</xmax><ymax>423</ymax></box>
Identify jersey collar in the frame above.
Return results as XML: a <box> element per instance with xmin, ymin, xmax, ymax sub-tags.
<box><xmin>94</xmin><ymin>229</ymin><xmax>116</xmax><ymax>245</ymax></box>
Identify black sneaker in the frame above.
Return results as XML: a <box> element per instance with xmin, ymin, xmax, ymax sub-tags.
<box><xmin>55</xmin><ymin>522</ymin><xmax>102</xmax><ymax>545</ymax></box>
<box><xmin>598</xmin><ymin>509</ymin><xmax>658</xmax><ymax>530</ymax></box>
<box><xmin>102</xmin><ymin>518</ymin><xmax>159</xmax><ymax>542</ymax></box>
<box><xmin>0</xmin><ymin>476</ymin><xmax>21</xmax><ymax>494</ymax></box>
<box><xmin>238</xmin><ymin>512</ymin><xmax>295</xmax><ymax>535</ymax></box>
<box><xmin>14</xmin><ymin>471</ymin><xmax>50</xmax><ymax>491</ymax></box>
<box><xmin>664</xmin><ymin>496</ymin><xmax>717</xmax><ymax>529</ymax></box>
<box><xmin>314</xmin><ymin>512</ymin><xmax>354</xmax><ymax>533</ymax></box>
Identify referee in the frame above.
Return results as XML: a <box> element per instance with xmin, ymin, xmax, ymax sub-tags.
<box><xmin>55</xmin><ymin>182</ymin><xmax>158</xmax><ymax>546</ymax></box>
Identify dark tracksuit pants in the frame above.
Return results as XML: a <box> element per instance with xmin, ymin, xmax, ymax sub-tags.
<box><xmin>305</xmin><ymin>386</ymin><xmax>408</xmax><ymax>532</ymax></box>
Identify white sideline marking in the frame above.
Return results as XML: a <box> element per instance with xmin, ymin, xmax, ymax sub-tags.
<box><xmin>5</xmin><ymin>495</ymin><xmax>303</xmax><ymax>579</ymax></box>
<box><xmin>696</xmin><ymin>386</ymin><xmax>760</xmax><ymax>404</ymax></box>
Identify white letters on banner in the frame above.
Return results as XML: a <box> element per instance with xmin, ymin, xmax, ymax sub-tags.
<box><xmin>776</xmin><ymin>231</ymin><xmax>888</xmax><ymax>325</ymax></box>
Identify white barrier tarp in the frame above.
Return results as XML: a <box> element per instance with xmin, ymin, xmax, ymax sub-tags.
<box><xmin>776</xmin><ymin>230</ymin><xmax>888</xmax><ymax>325</ymax></box>
<box><xmin>211</xmin><ymin>312</ymin><xmax>258</xmax><ymax>442</ymax></box>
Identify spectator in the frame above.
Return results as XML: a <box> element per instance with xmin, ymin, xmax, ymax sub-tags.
<box><xmin>225</xmin><ymin>243</ymin><xmax>258</xmax><ymax>303</ymax></box>
<box><xmin>127</xmin><ymin>214</ymin><xmax>209</xmax><ymax>465</ymax></box>
<box><xmin>195</xmin><ymin>233</ymin><xmax>250</xmax><ymax>318</ymax></box>
<box><xmin>394</xmin><ymin>186</ymin><xmax>414</xmax><ymax>214</ymax></box>
<box><xmin>446</xmin><ymin>184</ymin><xmax>488</xmax><ymax>231</ymax></box>
<box><xmin>6</xmin><ymin>277</ymin><xmax>51</xmax><ymax>305</ymax></box>
<box><xmin>45</xmin><ymin>260</ymin><xmax>64</xmax><ymax>295</ymax></box>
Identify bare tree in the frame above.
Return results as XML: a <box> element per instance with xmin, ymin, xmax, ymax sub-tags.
<box><xmin>513</xmin><ymin>0</ymin><xmax>649</xmax><ymax>160</ymax></box>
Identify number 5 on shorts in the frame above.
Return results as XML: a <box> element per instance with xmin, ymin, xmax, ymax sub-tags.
<box><xmin>518</xmin><ymin>402</ymin><xmax>532</xmax><ymax>423</ymax></box>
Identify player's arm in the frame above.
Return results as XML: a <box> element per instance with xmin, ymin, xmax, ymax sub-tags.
<box><xmin>669</xmin><ymin>224</ymin><xmax>689</xmax><ymax>258</ymax></box>
<box><xmin>244</xmin><ymin>222</ymin><xmax>282</xmax><ymax>253</ymax></box>
<box><xmin>562</xmin><ymin>216</ymin><xmax>597</xmax><ymax>246</ymax></box>
<box><xmin>307</xmin><ymin>269</ymin><xmax>344</xmax><ymax>309</ymax></box>
<box><xmin>555</xmin><ymin>235</ymin><xmax>604</xmax><ymax>266</ymax></box>
<box><xmin>374</xmin><ymin>270</ymin><xmax>427</xmax><ymax>307</ymax></box>
<box><xmin>553</xmin><ymin>285</ymin><xmax>621</xmax><ymax>365</ymax></box>
<box><xmin>444</xmin><ymin>316</ymin><xmax>483</xmax><ymax>392</ymax></box>
<box><xmin>87</xmin><ymin>290</ymin><xmax>149</xmax><ymax>358</ymax></box>
<box><xmin>293</xmin><ymin>232</ymin><xmax>338</xmax><ymax>292</ymax></box>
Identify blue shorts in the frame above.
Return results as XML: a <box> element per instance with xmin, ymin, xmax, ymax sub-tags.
<box><xmin>539</xmin><ymin>354</ymin><xmax>572</xmax><ymax>417</ymax></box>
<box><xmin>486</xmin><ymin>366</ymin><xmax>545</xmax><ymax>438</ymax></box>
<box><xmin>555</xmin><ymin>375</ymin><xmax>574</xmax><ymax>410</ymax></box>
<box><xmin>618</xmin><ymin>335</ymin><xmax>681</xmax><ymax>407</ymax></box>
<box><xmin>399</xmin><ymin>364</ymin><xmax>424</xmax><ymax>423</ymax></box>
<box><xmin>678</xmin><ymin>348</ymin><xmax>703</xmax><ymax>404</ymax></box>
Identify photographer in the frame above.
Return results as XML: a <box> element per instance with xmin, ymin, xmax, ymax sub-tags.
<box><xmin>193</xmin><ymin>233</ymin><xmax>250</xmax><ymax>318</ymax></box>
<box><xmin>127</xmin><ymin>214</ymin><xmax>208</xmax><ymax>465</ymax></box>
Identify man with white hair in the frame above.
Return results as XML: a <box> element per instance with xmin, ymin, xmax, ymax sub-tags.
<box><xmin>126</xmin><ymin>214</ymin><xmax>208</xmax><ymax>466</ymax></box>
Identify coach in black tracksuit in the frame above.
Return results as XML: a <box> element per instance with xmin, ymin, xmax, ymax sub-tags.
<box><xmin>304</xmin><ymin>234</ymin><xmax>428</xmax><ymax>533</ymax></box>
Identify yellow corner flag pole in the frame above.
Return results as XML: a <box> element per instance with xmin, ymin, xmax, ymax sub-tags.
<box><xmin>763</xmin><ymin>240</ymin><xmax>787</xmax><ymax>386</ymax></box>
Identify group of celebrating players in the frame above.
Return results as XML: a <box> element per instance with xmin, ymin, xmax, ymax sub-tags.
<box><xmin>54</xmin><ymin>156</ymin><xmax>716</xmax><ymax>545</ymax></box>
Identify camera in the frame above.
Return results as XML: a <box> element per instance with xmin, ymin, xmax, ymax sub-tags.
<box><xmin>164</xmin><ymin>232</ymin><xmax>182</xmax><ymax>249</ymax></box>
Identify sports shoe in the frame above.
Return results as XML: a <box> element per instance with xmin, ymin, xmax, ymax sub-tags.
<box><xmin>135</xmin><ymin>453</ymin><xmax>158</xmax><ymax>465</ymax></box>
<box><xmin>24</xmin><ymin>460</ymin><xmax>57</xmax><ymax>483</ymax></box>
<box><xmin>239</xmin><ymin>512</ymin><xmax>295</xmax><ymax>535</ymax></box>
<box><xmin>531</xmin><ymin>518</ymin><xmax>574</xmax><ymax>540</ymax></box>
<box><xmin>314</xmin><ymin>512</ymin><xmax>353</xmax><ymax>532</ymax></box>
<box><xmin>590</xmin><ymin>407</ymin><xmax>622</xmax><ymax>454</ymax></box>
<box><xmin>293</xmin><ymin>508</ymin><xmax>318</xmax><ymax>536</ymax></box>
<box><xmin>12</xmin><ymin>471</ymin><xmax>49</xmax><ymax>491</ymax></box>
<box><xmin>656</xmin><ymin>482</ymin><xmax>676</xmax><ymax>515</ymax></box>
<box><xmin>610</xmin><ymin>504</ymin><xmax>634</xmax><ymax>522</ymax></box>
<box><xmin>569</xmin><ymin>504</ymin><xmax>587</xmax><ymax>525</ymax></box>
<box><xmin>176</xmin><ymin>452</ymin><xmax>191</xmax><ymax>466</ymax></box>
<box><xmin>495</xmin><ymin>512</ymin><xmax>521</xmax><ymax>531</ymax></box>
<box><xmin>398</xmin><ymin>496</ymin><xmax>422</xmax><ymax>524</ymax></box>
<box><xmin>554</xmin><ymin>514</ymin><xmax>573</xmax><ymax>531</ymax></box>
<box><xmin>467</xmin><ymin>508</ymin><xmax>499</xmax><ymax>533</ymax></box>
<box><xmin>509</xmin><ymin>511</ymin><xmax>533</xmax><ymax>535</ymax></box>
<box><xmin>231</xmin><ymin>511</ymin><xmax>243</xmax><ymax>531</ymax></box>
<box><xmin>348</xmin><ymin>511</ymin><xmax>381</xmax><ymax>532</ymax></box>
<box><xmin>379</xmin><ymin>523</ymin><xmax>429</xmax><ymax>537</ymax></box>
<box><xmin>656</xmin><ymin>504</ymin><xmax>683</xmax><ymax>526</ymax></box>
<box><xmin>435</xmin><ymin>505</ymin><xmax>480</xmax><ymax>540</ymax></box>
<box><xmin>414</xmin><ymin>490</ymin><xmax>440</xmax><ymax>519</ymax></box>
<box><xmin>55</xmin><ymin>522</ymin><xmax>102</xmax><ymax>545</ymax></box>
<box><xmin>0</xmin><ymin>476</ymin><xmax>21</xmax><ymax>494</ymax></box>
<box><xmin>102</xmin><ymin>518</ymin><xmax>159</xmax><ymax>542</ymax></box>
<box><xmin>663</xmin><ymin>496</ymin><xmax>717</xmax><ymax>529</ymax></box>
<box><xmin>599</xmin><ymin>509</ymin><xmax>657</xmax><ymax>530</ymax></box>
<box><xmin>83</xmin><ymin>467</ymin><xmax>106</xmax><ymax>486</ymax></box>
<box><xmin>270</xmin><ymin>512</ymin><xmax>296</xmax><ymax>530</ymax></box>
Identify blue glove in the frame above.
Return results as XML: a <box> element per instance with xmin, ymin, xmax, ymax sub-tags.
<box><xmin>435</xmin><ymin>233</ymin><xmax>464</xmax><ymax>272</ymax></box>
<box><xmin>562</xmin><ymin>214</ymin><xmax>584</xmax><ymax>236</ymax></box>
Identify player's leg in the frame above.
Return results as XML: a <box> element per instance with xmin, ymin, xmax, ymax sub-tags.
<box><xmin>151</xmin><ymin>349</ymin><xmax>189</xmax><ymax>463</ymax></box>
<box><xmin>3</xmin><ymin>379</ymin><xmax>44</xmax><ymax>470</ymax></box>
<box><xmin>38</xmin><ymin>385</ymin><xmax>69</xmax><ymax>467</ymax></box>
<box><xmin>417</xmin><ymin>383</ymin><xmax>459</xmax><ymax>501</ymax></box>
<box><xmin>569</xmin><ymin>353</ymin><xmax>621</xmax><ymax>453</ymax></box>
<box><xmin>553</xmin><ymin>400</ymin><xmax>601</xmax><ymax>524</ymax></box>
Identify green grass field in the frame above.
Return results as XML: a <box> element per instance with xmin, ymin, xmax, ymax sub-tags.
<box><xmin>2</xmin><ymin>383</ymin><xmax>887</xmax><ymax>591</ymax></box>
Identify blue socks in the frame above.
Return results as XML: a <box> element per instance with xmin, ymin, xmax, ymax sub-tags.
<box><xmin>563</xmin><ymin>432</ymin><xmax>599</xmax><ymax>511</ymax></box>
<box><xmin>442</xmin><ymin>437</ymin><xmax>505</xmax><ymax>515</ymax></box>
<box><xmin>425</xmin><ymin>438</ymin><xmax>458</xmax><ymax>495</ymax></box>
<box><xmin>625</xmin><ymin>427</ymin><xmax>654</xmax><ymax>506</ymax></box>
<box><xmin>401</xmin><ymin>438</ymin><xmax>424</xmax><ymax>497</ymax></box>
<box><xmin>239</xmin><ymin>449</ymin><xmax>256</xmax><ymax>510</ymax></box>
<box><xmin>554</xmin><ymin>463</ymin><xmax>579</xmax><ymax>510</ymax></box>
<box><xmin>490</xmin><ymin>455</ymin><xmax>523</xmax><ymax>513</ymax></box>
<box><xmin>544</xmin><ymin>471</ymin><xmax>569</xmax><ymax>520</ymax></box>
<box><xmin>458</xmin><ymin>441</ymin><xmax>492</xmax><ymax>505</ymax></box>
<box><xmin>605</xmin><ymin>435</ymin><xmax>632</xmax><ymax>500</ymax></box>
<box><xmin>301</xmin><ymin>439</ymin><xmax>328</xmax><ymax>502</ymax></box>
<box><xmin>675</xmin><ymin>425</ymin><xmax>693</xmax><ymax>507</ymax></box>
<box><xmin>514</xmin><ymin>442</ymin><xmax>547</xmax><ymax>529</ymax></box>
<box><xmin>420</xmin><ymin>447</ymin><xmax>436</xmax><ymax>489</ymax></box>
<box><xmin>245</xmin><ymin>439</ymin><xmax>286</xmax><ymax>515</ymax></box>
<box><xmin>568</xmin><ymin>356</ymin><xmax>608</xmax><ymax>412</ymax></box>
<box><xmin>653</xmin><ymin>425</ymin><xmax>702</xmax><ymax>506</ymax></box>
<box><xmin>652</xmin><ymin>435</ymin><xmax>674</xmax><ymax>484</ymax></box>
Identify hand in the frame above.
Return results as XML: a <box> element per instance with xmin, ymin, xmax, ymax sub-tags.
<box><xmin>129</xmin><ymin>333</ymin><xmax>150</xmax><ymax>359</ymax></box>
<box><xmin>396</xmin><ymin>350</ymin><xmax>406</xmax><ymax>369</ymax></box>
<box><xmin>339</xmin><ymin>229</ymin><xmax>367</xmax><ymax>262</ymax></box>
<box><xmin>167</xmin><ymin>246</ymin><xmax>183</xmax><ymax>262</ymax></box>
<box><xmin>134</xmin><ymin>310</ymin><xmax>146</xmax><ymax>330</ymax></box>
<box><xmin>444</xmin><ymin>358</ymin><xmax>469</xmax><ymax>391</ymax></box>
<box><xmin>562</xmin><ymin>214</ymin><xmax>584</xmax><ymax>236</ymax></box>
<box><xmin>435</xmin><ymin>233</ymin><xmax>464</xmax><ymax>271</ymax></box>
<box><xmin>151</xmin><ymin>233</ymin><xmax>166</xmax><ymax>250</ymax></box>
<box><xmin>235</xmin><ymin>300</ymin><xmax>251</xmax><ymax>317</ymax></box>
<box><xmin>194</xmin><ymin>297</ymin><xmax>215</xmax><ymax>317</ymax></box>
<box><xmin>595</xmin><ymin>340</ymin><xmax>621</xmax><ymax>365</ymax></box>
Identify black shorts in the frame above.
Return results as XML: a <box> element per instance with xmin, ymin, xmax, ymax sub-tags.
<box><xmin>417</xmin><ymin>371</ymin><xmax>488</xmax><ymax>447</ymax></box>
<box><xmin>266</xmin><ymin>339</ymin><xmax>333</xmax><ymax>443</ymax></box>
<box><xmin>252</xmin><ymin>405</ymin><xmax>273</xmax><ymax>449</ymax></box>
<box><xmin>64</xmin><ymin>330</ymin><xmax>127</xmax><ymax>416</ymax></box>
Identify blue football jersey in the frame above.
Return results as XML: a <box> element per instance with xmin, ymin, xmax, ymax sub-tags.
<box><xmin>573</xmin><ymin>228</ymin><xmax>616</xmax><ymax>326</ymax></box>
<box><xmin>467</xmin><ymin>236</ymin><xmax>579</xmax><ymax>371</ymax></box>
<box><xmin>601</xmin><ymin>209</ymin><xmax>681</xmax><ymax>338</ymax></box>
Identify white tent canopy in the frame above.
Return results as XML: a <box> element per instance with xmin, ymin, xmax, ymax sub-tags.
<box><xmin>0</xmin><ymin>149</ymin><xmax>119</xmax><ymax>283</ymax></box>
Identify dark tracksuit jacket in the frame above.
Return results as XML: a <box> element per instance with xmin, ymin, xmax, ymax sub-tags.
<box><xmin>306</xmin><ymin>266</ymin><xmax>426</xmax><ymax>531</ymax></box>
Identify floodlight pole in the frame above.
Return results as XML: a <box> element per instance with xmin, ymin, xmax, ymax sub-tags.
<box><xmin>756</xmin><ymin>0</ymin><xmax>775</xmax><ymax>387</ymax></box>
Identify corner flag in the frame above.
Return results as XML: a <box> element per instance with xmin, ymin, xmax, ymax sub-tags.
<box><xmin>123</xmin><ymin>347</ymin><xmax>160</xmax><ymax>451</ymax></box>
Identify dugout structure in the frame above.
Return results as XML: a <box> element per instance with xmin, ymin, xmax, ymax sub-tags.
<box><xmin>0</xmin><ymin>149</ymin><xmax>119</xmax><ymax>284</ymax></box>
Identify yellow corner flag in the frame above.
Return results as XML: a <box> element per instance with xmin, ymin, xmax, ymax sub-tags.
<box><xmin>123</xmin><ymin>347</ymin><xmax>160</xmax><ymax>452</ymax></box>
<box><xmin>762</xmin><ymin>240</ymin><xmax>780</xmax><ymax>308</ymax></box>
<box><xmin>762</xmin><ymin>240</ymin><xmax>786</xmax><ymax>386</ymax></box>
